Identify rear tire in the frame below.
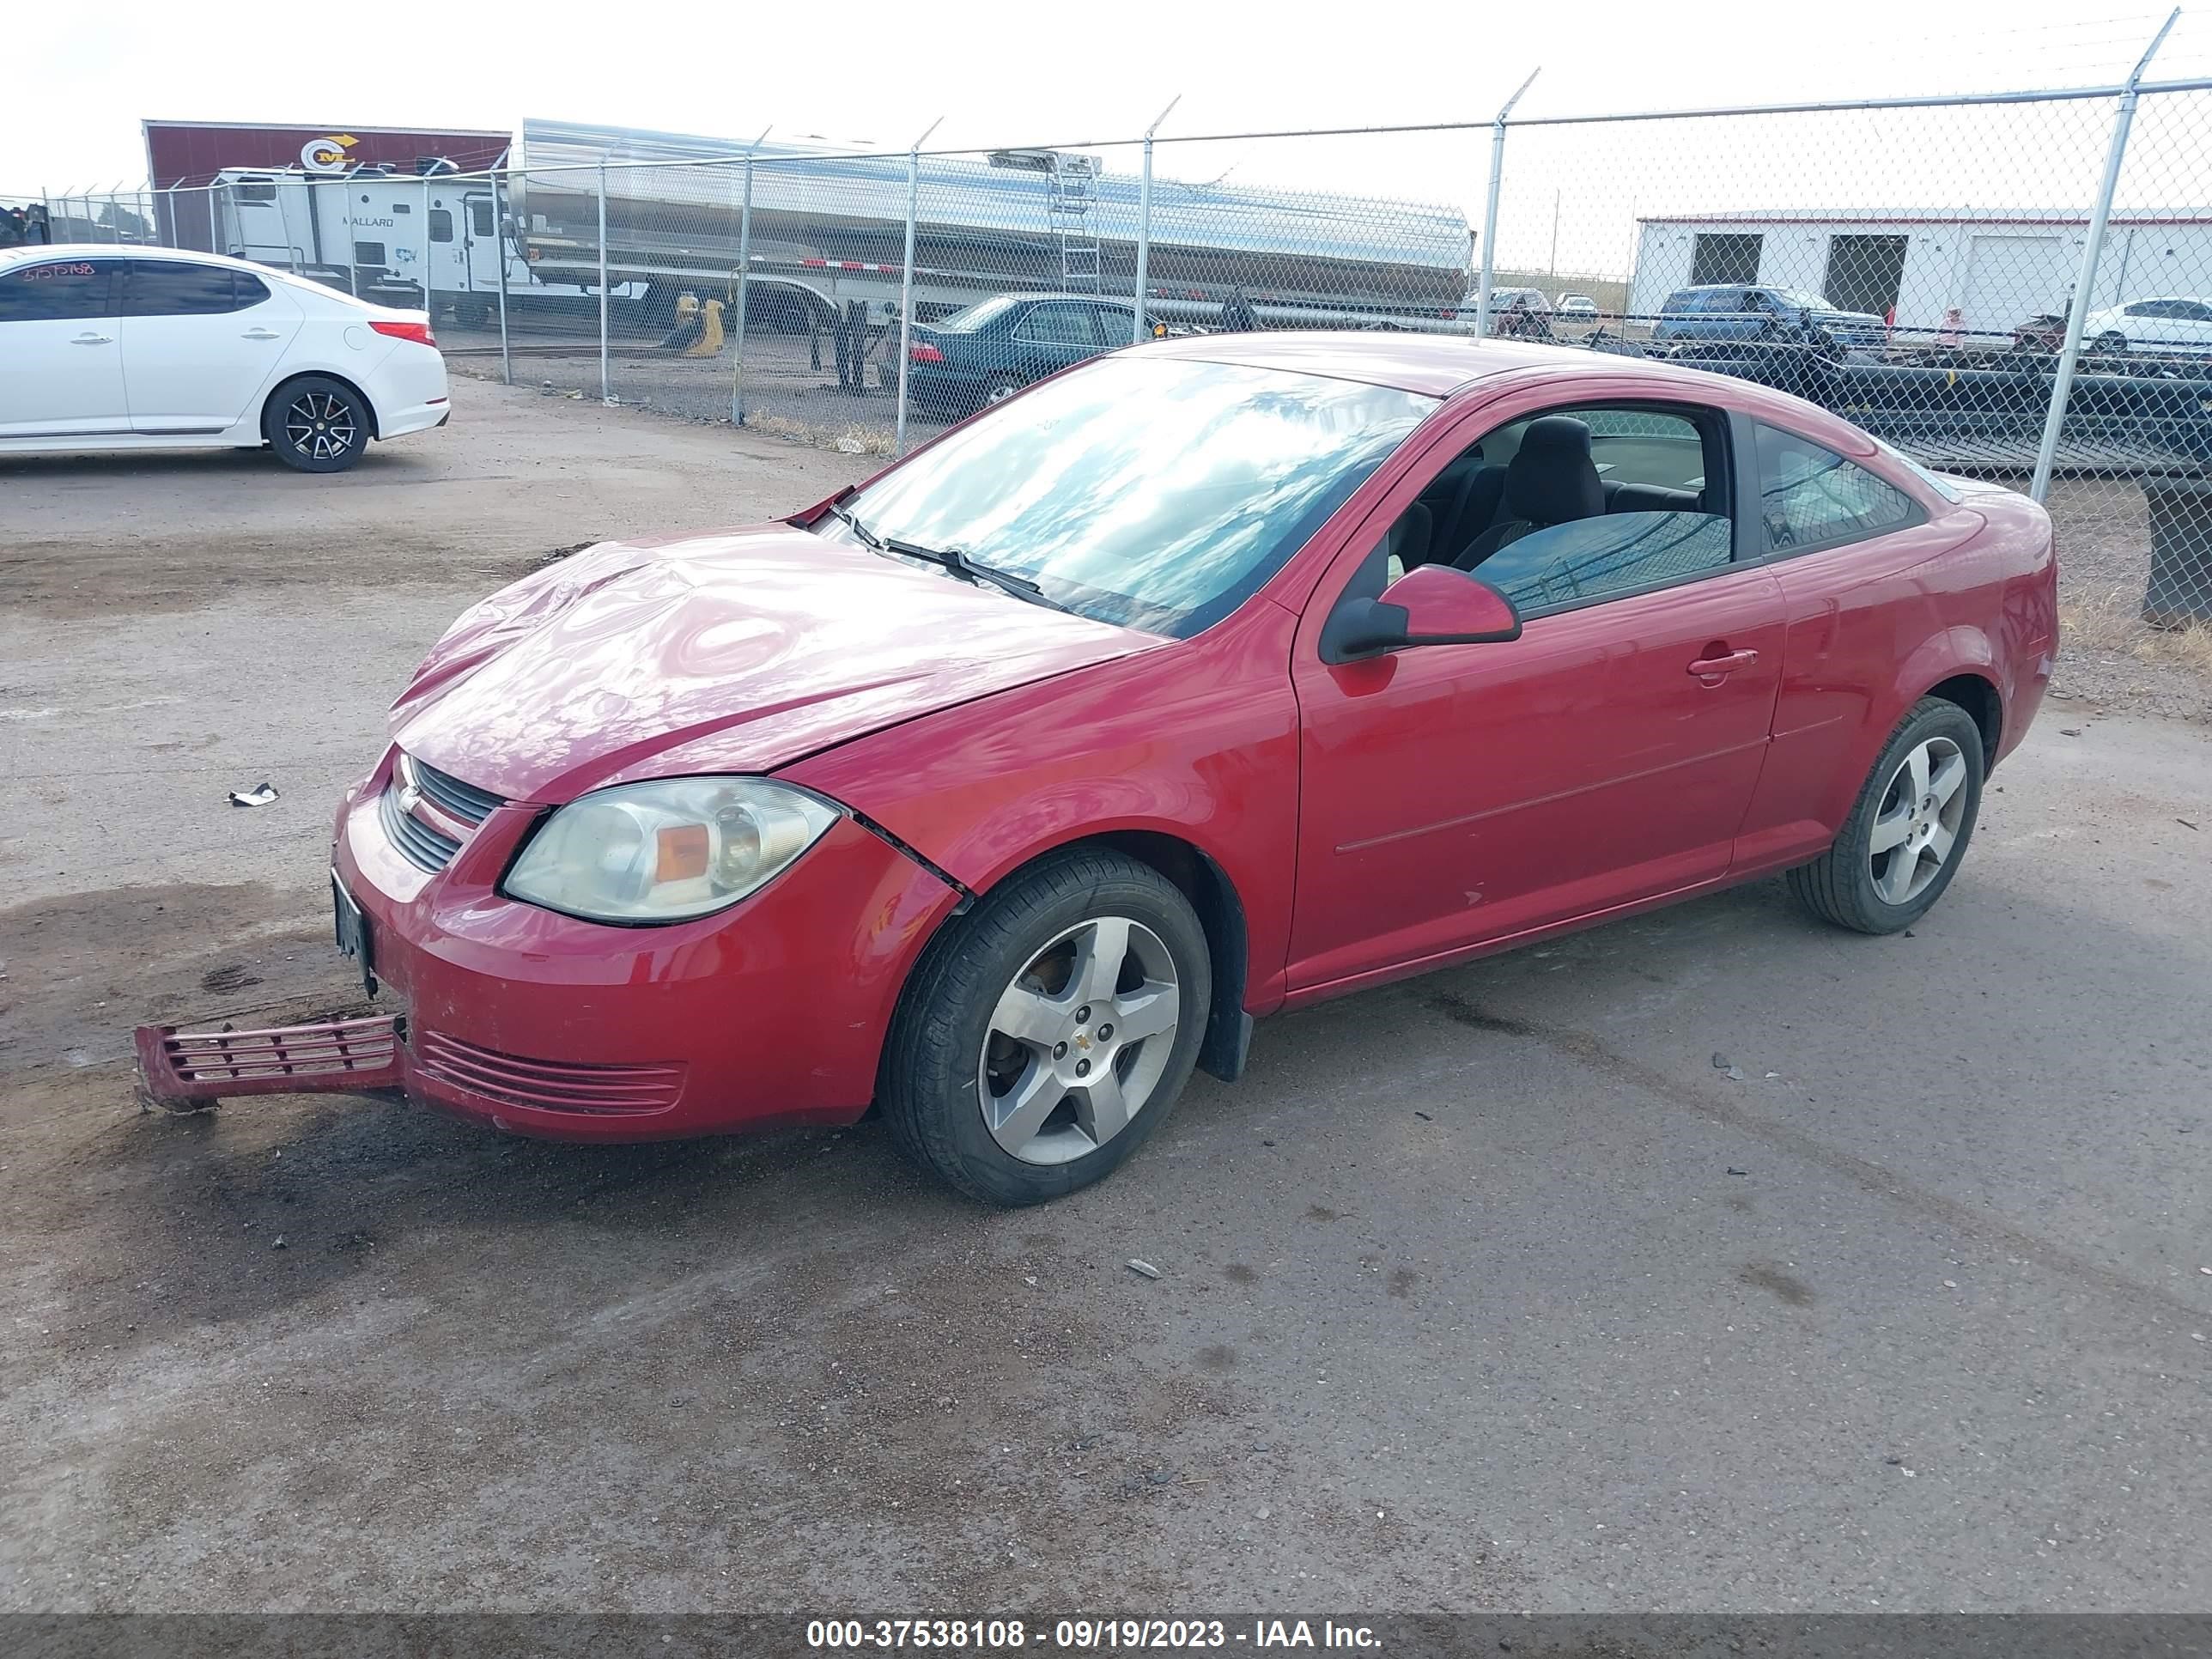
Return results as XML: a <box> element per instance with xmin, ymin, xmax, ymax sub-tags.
<box><xmin>264</xmin><ymin>376</ymin><xmax>370</xmax><ymax>473</ymax></box>
<box><xmin>879</xmin><ymin>848</ymin><xmax>1211</xmax><ymax>1206</ymax></box>
<box><xmin>1788</xmin><ymin>697</ymin><xmax>1984</xmax><ymax>934</ymax></box>
<box><xmin>979</xmin><ymin>373</ymin><xmax>1024</xmax><ymax>409</ymax></box>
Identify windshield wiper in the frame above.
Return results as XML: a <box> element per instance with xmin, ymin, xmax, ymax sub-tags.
<box><xmin>826</xmin><ymin>501</ymin><xmax>884</xmax><ymax>550</ymax></box>
<box><xmin>831</xmin><ymin>503</ymin><xmax>1071</xmax><ymax>615</ymax></box>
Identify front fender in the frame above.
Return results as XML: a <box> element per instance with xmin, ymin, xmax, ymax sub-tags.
<box><xmin>782</xmin><ymin>601</ymin><xmax>1303</xmax><ymax>1013</ymax></box>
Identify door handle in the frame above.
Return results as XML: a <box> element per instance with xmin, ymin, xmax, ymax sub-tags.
<box><xmin>1686</xmin><ymin>647</ymin><xmax>1759</xmax><ymax>679</ymax></box>
<box><xmin>242</xmin><ymin>328</ymin><xmax>283</xmax><ymax>340</ymax></box>
<box><xmin>71</xmin><ymin>333</ymin><xmax>113</xmax><ymax>345</ymax></box>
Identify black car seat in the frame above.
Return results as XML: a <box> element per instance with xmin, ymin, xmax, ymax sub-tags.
<box><xmin>1435</xmin><ymin>458</ymin><xmax>1507</xmax><ymax>565</ymax></box>
<box><xmin>1603</xmin><ymin>481</ymin><xmax>1705</xmax><ymax>515</ymax></box>
<box><xmin>1454</xmin><ymin>416</ymin><xmax>1606</xmax><ymax>571</ymax></box>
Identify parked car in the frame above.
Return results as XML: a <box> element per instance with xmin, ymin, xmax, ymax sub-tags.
<box><xmin>1652</xmin><ymin>284</ymin><xmax>1887</xmax><ymax>355</ymax></box>
<box><xmin>0</xmin><ymin>244</ymin><xmax>448</xmax><ymax>472</ymax></box>
<box><xmin>2079</xmin><ymin>296</ymin><xmax>2212</xmax><ymax>356</ymax></box>
<box><xmin>2010</xmin><ymin>311</ymin><xmax>2069</xmax><ymax>354</ymax></box>
<box><xmin>141</xmin><ymin>334</ymin><xmax>2057</xmax><ymax>1205</ymax></box>
<box><xmin>892</xmin><ymin>293</ymin><xmax>1139</xmax><ymax>415</ymax></box>
<box><xmin>1480</xmin><ymin>287</ymin><xmax>1555</xmax><ymax>342</ymax></box>
<box><xmin>1556</xmin><ymin>293</ymin><xmax>1601</xmax><ymax>319</ymax></box>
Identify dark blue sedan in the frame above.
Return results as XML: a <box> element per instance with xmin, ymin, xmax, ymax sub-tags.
<box><xmin>890</xmin><ymin>294</ymin><xmax>1139</xmax><ymax>415</ymax></box>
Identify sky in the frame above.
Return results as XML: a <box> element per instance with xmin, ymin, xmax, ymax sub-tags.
<box><xmin>9</xmin><ymin>0</ymin><xmax>2211</xmax><ymax>275</ymax></box>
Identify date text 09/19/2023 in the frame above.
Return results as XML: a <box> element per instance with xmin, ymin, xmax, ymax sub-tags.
<box><xmin>804</xmin><ymin>1618</ymin><xmax>1382</xmax><ymax>1649</ymax></box>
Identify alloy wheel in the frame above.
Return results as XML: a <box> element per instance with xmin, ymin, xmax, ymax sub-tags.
<box><xmin>284</xmin><ymin>392</ymin><xmax>358</xmax><ymax>462</ymax></box>
<box><xmin>977</xmin><ymin>916</ymin><xmax>1181</xmax><ymax>1166</ymax></box>
<box><xmin>1869</xmin><ymin>735</ymin><xmax>1969</xmax><ymax>906</ymax></box>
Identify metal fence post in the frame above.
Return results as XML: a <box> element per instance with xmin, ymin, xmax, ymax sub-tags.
<box><xmin>495</xmin><ymin>172</ymin><xmax>513</xmax><ymax>386</ymax></box>
<box><xmin>895</xmin><ymin>118</ymin><xmax>943</xmax><ymax>459</ymax></box>
<box><xmin>1474</xmin><ymin>69</ymin><xmax>1539</xmax><ymax>341</ymax></box>
<box><xmin>732</xmin><ymin>133</ymin><xmax>767</xmax><ymax>426</ymax></box>
<box><xmin>1133</xmin><ymin>97</ymin><xmax>1180</xmax><ymax>343</ymax></box>
<box><xmin>422</xmin><ymin>175</ymin><xmax>434</xmax><ymax>322</ymax></box>
<box><xmin>597</xmin><ymin>161</ymin><xmax>612</xmax><ymax>404</ymax></box>
<box><xmin>2030</xmin><ymin>9</ymin><xmax>2179</xmax><ymax>502</ymax></box>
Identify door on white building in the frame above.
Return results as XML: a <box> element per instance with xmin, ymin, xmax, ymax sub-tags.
<box><xmin>1961</xmin><ymin>234</ymin><xmax>2075</xmax><ymax>344</ymax></box>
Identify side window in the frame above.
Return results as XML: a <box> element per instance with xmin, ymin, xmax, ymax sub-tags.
<box><xmin>0</xmin><ymin>258</ymin><xmax>115</xmax><ymax>320</ymax></box>
<box><xmin>355</xmin><ymin>241</ymin><xmax>386</xmax><ymax>265</ymax></box>
<box><xmin>120</xmin><ymin>261</ymin><xmax>247</xmax><ymax>317</ymax></box>
<box><xmin>1088</xmin><ymin>307</ymin><xmax>1131</xmax><ymax>347</ymax></box>
<box><xmin>428</xmin><ymin>208</ymin><xmax>454</xmax><ymax>244</ymax></box>
<box><xmin>1454</xmin><ymin>404</ymin><xmax>1735</xmax><ymax>615</ymax></box>
<box><xmin>470</xmin><ymin>199</ymin><xmax>495</xmax><ymax>239</ymax></box>
<box><xmin>1753</xmin><ymin>423</ymin><xmax>1917</xmax><ymax>553</ymax></box>
<box><xmin>234</xmin><ymin>271</ymin><xmax>271</xmax><ymax>308</ymax></box>
<box><xmin>1016</xmin><ymin>304</ymin><xmax>1094</xmax><ymax>346</ymax></box>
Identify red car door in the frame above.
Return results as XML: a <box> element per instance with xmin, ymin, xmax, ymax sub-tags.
<box><xmin>1284</xmin><ymin>392</ymin><xmax>1788</xmax><ymax>998</ymax></box>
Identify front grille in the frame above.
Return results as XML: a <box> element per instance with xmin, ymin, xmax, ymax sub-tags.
<box><xmin>412</xmin><ymin>1030</ymin><xmax>685</xmax><ymax>1115</ymax></box>
<box><xmin>378</xmin><ymin>752</ymin><xmax>505</xmax><ymax>873</ymax></box>
<box><xmin>380</xmin><ymin>781</ymin><xmax>462</xmax><ymax>872</ymax></box>
<box><xmin>409</xmin><ymin>756</ymin><xmax>504</xmax><ymax>824</ymax></box>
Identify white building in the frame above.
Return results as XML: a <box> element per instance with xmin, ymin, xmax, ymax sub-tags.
<box><xmin>1626</xmin><ymin>209</ymin><xmax>2212</xmax><ymax>343</ymax></box>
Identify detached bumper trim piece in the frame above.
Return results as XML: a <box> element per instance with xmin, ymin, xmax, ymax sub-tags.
<box><xmin>135</xmin><ymin>1014</ymin><xmax>404</xmax><ymax>1108</ymax></box>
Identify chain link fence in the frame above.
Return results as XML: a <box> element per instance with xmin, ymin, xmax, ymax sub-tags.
<box><xmin>18</xmin><ymin>62</ymin><xmax>2212</xmax><ymax>654</ymax></box>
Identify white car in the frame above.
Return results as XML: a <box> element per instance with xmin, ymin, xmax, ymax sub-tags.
<box><xmin>1556</xmin><ymin>293</ymin><xmax>1600</xmax><ymax>318</ymax></box>
<box><xmin>2081</xmin><ymin>295</ymin><xmax>2212</xmax><ymax>357</ymax></box>
<box><xmin>0</xmin><ymin>244</ymin><xmax>448</xmax><ymax>472</ymax></box>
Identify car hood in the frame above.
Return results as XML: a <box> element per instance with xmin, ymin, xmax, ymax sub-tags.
<box><xmin>387</xmin><ymin>524</ymin><xmax>1158</xmax><ymax>802</ymax></box>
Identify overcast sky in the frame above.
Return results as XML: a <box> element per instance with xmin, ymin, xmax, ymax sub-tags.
<box><xmin>9</xmin><ymin>0</ymin><xmax>2211</xmax><ymax>273</ymax></box>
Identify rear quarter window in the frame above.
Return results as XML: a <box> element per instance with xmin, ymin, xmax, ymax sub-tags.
<box><xmin>1756</xmin><ymin>423</ymin><xmax>1920</xmax><ymax>552</ymax></box>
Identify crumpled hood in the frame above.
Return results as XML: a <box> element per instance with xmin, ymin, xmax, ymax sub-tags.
<box><xmin>388</xmin><ymin>524</ymin><xmax>1156</xmax><ymax>802</ymax></box>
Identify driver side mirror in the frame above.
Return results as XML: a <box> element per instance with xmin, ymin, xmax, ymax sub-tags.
<box><xmin>1321</xmin><ymin>563</ymin><xmax>1522</xmax><ymax>662</ymax></box>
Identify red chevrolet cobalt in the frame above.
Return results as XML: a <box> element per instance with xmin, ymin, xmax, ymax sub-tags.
<box><xmin>141</xmin><ymin>334</ymin><xmax>2056</xmax><ymax>1204</ymax></box>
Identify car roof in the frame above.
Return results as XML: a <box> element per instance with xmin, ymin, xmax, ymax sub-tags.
<box><xmin>1125</xmin><ymin>331</ymin><xmax>1888</xmax><ymax>448</ymax></box>
<box><xmin>1131</xmin><ymin>331</ymin><xmax>1559</xmax><ymax>395</ymax></box>
<box><xmin>0</xmin><ymin>242</ymin><xmax>264</xmax><ymax>270</ymax></box>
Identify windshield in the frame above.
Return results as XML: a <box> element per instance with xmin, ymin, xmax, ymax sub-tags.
<box><xmin>930</xmin><ymin>295</ymin><xmax>1023</xmax><ymax>333</ymax></box>
<box><xmin>836</xmin><ymin>356</ymin><xmax>1434</xmax><ymax>636</ymax></box>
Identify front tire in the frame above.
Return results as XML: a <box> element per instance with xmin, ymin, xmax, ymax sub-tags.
<box><xmin>264</xmin><ymin>376</ymin><xmax>370</xmax><ymax>473</ymax></box>
<box><xmin>1788</xmin><ymin>697</ymin><xmax>1984</xmax><ymax>934</ymax></box>
<box><xmin>879</xmin><ymin>848</ymin><xmax>1211</xmax><ymax>1206</ymax></box>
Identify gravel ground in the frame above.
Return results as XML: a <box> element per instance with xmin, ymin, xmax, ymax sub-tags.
<box><xmin>5</xmin><ymin>378</ymin><xmax>2210</xmax><ymax>1618</ymax></box>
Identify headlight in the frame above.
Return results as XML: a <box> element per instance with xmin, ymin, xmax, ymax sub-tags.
<box><xmin>503</xmin><ymin>778</ymin><xmax>840</xmax><ymax>923</ymax></box>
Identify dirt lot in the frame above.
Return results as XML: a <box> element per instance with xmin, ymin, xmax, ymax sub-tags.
<box><xmin>4</xmin><ymin>380</ymin><xmax>2211</xmax><ymax>1615</ymax></box>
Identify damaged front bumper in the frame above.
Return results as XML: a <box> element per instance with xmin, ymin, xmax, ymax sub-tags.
<box><xmin>135</xmin><ymin>1013</ymin><xmax>407</xmax><ymax>1110</ymax></box>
